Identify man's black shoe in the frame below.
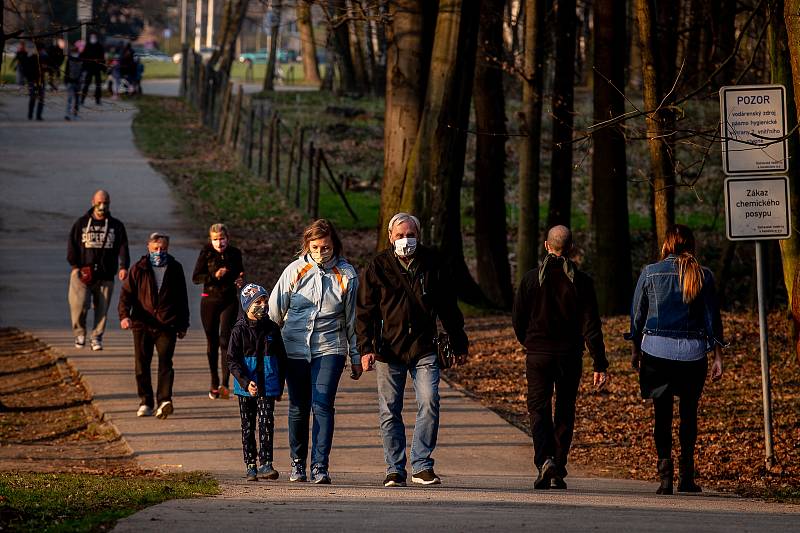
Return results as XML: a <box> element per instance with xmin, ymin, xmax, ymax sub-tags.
<box><xmin>534</xmin><ymin>458</ymin><xmax>557</xmax><ymax>490</ymax></box>
<box><xmin>383</xmin><ymin>472</ymin><xmax>406</xmax><ymax>487</ymax></box>
<box><xmin>411</xmin><ymin>469</ymin><xmax>441</xmax><ymax>485</ymax></box>
<box><xmin>551</xmin><ymin>476</ymin><xmax>567</xmax><ymax>489</ymax></box>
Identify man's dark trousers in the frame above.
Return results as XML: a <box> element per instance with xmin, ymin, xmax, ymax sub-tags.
<box><xmin>133</xmin><ymin>327</ymin><xmax>176</xmax><ymax>408</ymax></box>
<box><xmin>526</xmin><ymin>351</ymin><xmax>582</xmax><ymax>472</ymax></box>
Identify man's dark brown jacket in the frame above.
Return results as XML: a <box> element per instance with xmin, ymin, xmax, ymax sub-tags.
<box><xmin>118</xmin><ymin>254</ymin><xmax>190</xmax><ymax>333</ymax></box>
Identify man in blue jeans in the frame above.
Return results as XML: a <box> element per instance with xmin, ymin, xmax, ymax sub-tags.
<box><xmin>356</xmin><ymin>213</ymin><xmax>469</xmax><ymax>487</ymax></box>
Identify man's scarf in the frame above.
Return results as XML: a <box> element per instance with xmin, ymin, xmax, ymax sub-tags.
<box><xmin>538</xmin><ymin>253</ymin><xmax>575</xmax><ymax>286</ymax></box>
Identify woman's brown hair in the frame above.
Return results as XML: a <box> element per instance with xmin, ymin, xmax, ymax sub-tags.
<box><xmin>661</xmin><ymin>224</ymin><xmax>703</xmax><ymax>303</ymax></box>
<box><xmin>300</xmin><ymin>219</ymin><xmax>343</xmax><ymax>257</ymax></box>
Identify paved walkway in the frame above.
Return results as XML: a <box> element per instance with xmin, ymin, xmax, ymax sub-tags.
<box><xmin>0</xmin><ymin>86</ymin><xmax>798</xmax><ymax>531</ymax></box>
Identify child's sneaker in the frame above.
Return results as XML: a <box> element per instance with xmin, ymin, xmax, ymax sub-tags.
<box><xmin>289</xmin><ymin>459</ymin><xmax>307</xmax><ymax>482</ymax></box>
<box><xmin>258</xmin><ymin>462</ymin><xmax>279</xmax><ymax>480</ymax></box>
<box><xmin>245</xmin><ymin>464</ymin><xmax>258</xmax><ymax>482</ymax></box>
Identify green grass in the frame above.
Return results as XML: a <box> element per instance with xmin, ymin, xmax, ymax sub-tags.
<box><xmin>0</xmin><ymin>471</ymin><xmax>219</xmax><ymax>532</ymax></box>
<box><xmin>142</xmin><ymin>60</ymin><xmax>320</xmax><ymax>86</ymax></box>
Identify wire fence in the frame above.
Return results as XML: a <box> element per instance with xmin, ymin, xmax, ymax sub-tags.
<box><xmin>180</xmin><ymin>47</ymin><xmax>358</xmax><ymax>222</ymax></box>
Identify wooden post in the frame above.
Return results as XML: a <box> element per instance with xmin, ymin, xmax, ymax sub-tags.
<box><xmin>295</xmin><ymin>127</ymin><xmax>305</xmax><ymax>208</ymax></box>
<box><xmin>306</xmin><ymin>141</ymin><xmax>316</xmax><ymax>213</ymax></box>
<box><xmin>266</xmin><ymin>111</ymin><xmax>276</xmax><ymax>184</ymax></box>
<box><xmin>286</xmin><ymin>124</ymin><xmax>298</xmax><ymax>199</ymax></box>
<box><xmin>274</xmin><ymin>115</ymin><xmax>281</xmax><ymax>188</ymax></box>
<box><xmin>231</xmin><ymin>85</ymin><xmax>244</xmax><ymax>149</ymax></box>
<box><xmin>258</xmin><ymin>104</ymin><xmax>265</xmax><ymax>176</ymax></box>
<box><xmin>320</xmin><ymin>150</ymin><xmax>359</xmax><ymax>221</ymax></box>
<box><xmin>247</xmin><ymin>104</ymin><xmax>255</xmax><ymax>169</ymax></box>
<box><xmin>218</xmin><ymin>80</ymin><xmax>232</xmax><ymax>140</ymax></box>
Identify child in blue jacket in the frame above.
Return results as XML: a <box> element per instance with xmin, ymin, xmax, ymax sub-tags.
<box><xmin>228</xmin><ymin>283</ymin><xmax>286</xmax><ymax>481</ymax></box>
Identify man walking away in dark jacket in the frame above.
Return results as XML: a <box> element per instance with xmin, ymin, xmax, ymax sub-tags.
<box><xmin>80</xmin><ymin>32</ymin><xmax>105</xmax><ymax>105</ymax></box>
<box><xmin>119</xmin><ymin>232</ymin><xmax>190</xmax><ymax>420</ymax></box>
<box><xmin>63</xmin><ymin>44</ymin><xmax>83</xmax><ymax>120</ymax></box>
<box><xmin>67</xmin><ymin>189</ymin><xmax>129</xmax><ymax>350</ymax></box>
<box><xmin>356</xmin><ymin>212</ymin><xmax>469</xmax><ymax>488</ymax></box>
<box><xmin>512</xmin><ymin>225</ymin><xmax>609</xmax><ymax>490</ymax></box>
<box><xmin>22</xmin><ymin>43</ymin><xmax>47</xmax><ymax>120</ymax></box>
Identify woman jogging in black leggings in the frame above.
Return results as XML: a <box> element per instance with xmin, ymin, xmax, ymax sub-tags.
<box><xmin>192</xmin><ymin>223</ymin><xmax>245</xmax><ymax>399</ymax></box>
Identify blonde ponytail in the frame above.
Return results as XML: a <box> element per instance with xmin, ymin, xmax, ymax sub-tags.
<box><xmin>676</xmin><ymin>252</ymin><xmax>703</xmax><ymax>303</ymax></box>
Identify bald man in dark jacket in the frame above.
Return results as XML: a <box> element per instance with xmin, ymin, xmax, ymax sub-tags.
<box><xmin>512</xmin><ymin>225</ymin><xmax>608</xmax><ymax>490</ymax></box>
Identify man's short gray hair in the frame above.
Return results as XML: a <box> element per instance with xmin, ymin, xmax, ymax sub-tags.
<box><xmin>148</xmin><ymin>231</ymin><xmax>170</xmax><ymax>245</ymax></box>
<box><xmin>387</xmin><ymin>212</ymin><xmax>421</xmax><ymax>235</ymax></box>
<box><xmin>546</xmin><ymin>225</ymin><xmax>572</xmax><ymax>254</ymax></box>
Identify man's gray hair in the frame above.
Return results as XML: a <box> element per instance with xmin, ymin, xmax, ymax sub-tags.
<box><xmin>387</xmin><ymin>212</ymin><xmax>421</xmax><ymax>235</ymax></box>
<box><xmin>148</xmin><ymin>231</ymin><xmax>170</xmax><ymax>245</ymax></box>
<box><xmin>546</xmin><ymin>225</ymin><xmax>572</xmax><ymax>254</ymax></box>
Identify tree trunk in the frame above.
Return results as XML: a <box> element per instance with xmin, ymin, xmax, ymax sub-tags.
<box><xmin>377</xmin><ymin>0</ymin><xmax>433</xmax><ymax>247</ymax></box>
<box><xmin>328</xmin><ymin>0</ymin><xmax>360</xmax><ymax>93</ymax></box>
<box><xmin>474</xmin><ymin>0</ymin><xmax>513</xmax><ymax>309</ymax></box>
<box><xmin>210</xmin><ymin>0</ymin><xmax>250</xmax><ymax>77</ymax></box>
<box><xmin>516</xmin><ymin>0</ymin><xmax>546</xmax><ymax>282</ymax></box>
<box><xmin>297</xmin><ymin>0</ymin><xmax>321</xmax><ymax>85</ymax></box>
<box><xmin>348</xmin><ymin>0</ymin><xmax>370</xmax><ymax>91</ymax></box>
<box><xmin>712</xmin><ymin>0</ymin><xmax>737</xmax><ymax>87</ymax></box>
<box><xmin>592</xmin><ymin>0</ymin><xmax>632</xmax><ymax>315</ymax></box>
<box><xmin>410</xmin><ymin>0</ymin><xmax>485</xmax><ymax>305</ymax></box>
<box><xmin>781</xmin><ymin>0</ymin><xmax>800</xmax><ymax>361</ymax></box>
<box><xmin>263</xmin><ymin>0</ymin><xmax>282</xmax><ymax>91</ymax></box>
<box><xmin>636</xmin><ymin>0</ymin><xmax>676</xmax><ymax>246</ymax></box>
<box><xmin>547</xmin><ymin>0</ymin><xmax>577</xmax><ymax>230</ymax></box>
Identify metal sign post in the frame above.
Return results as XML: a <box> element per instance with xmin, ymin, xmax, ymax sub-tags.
<box><xmin>720</xmin><ymin>85</ymin><xmax>790</xmax><ymax>470</ymax></box>
<box><xmin>77</xmin><ymin>0</ymin><xmax>92</xmax><ymax>41</ymax></box>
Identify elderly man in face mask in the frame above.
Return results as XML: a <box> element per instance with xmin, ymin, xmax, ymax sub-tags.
<box><xmin>67</xmin><ymin>189</ymin><xmax>129</xmax><ymax>351</ymax></box>
<box><xmin>119</xmin><ymin>233</ymin><xmax>190</xmax><ymax>420</ymax></box>
<box><xmin>356</xmin><ymin>212</ymin><xmax>469</xmax><ymax>488</ymax></box>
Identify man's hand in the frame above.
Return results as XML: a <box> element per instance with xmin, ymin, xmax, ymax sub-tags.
<box><xmin>593</xmin><ymin>372</ymin><xmax>609</xmax><ymax>390</ymax></box>
<box><xmin>630</xmin><ymin>344</ymin><xmax>642</xmax><ymax>370</ymax></box>
<box><xmin>455</xmin><ymin>353</ymin><xmax>468</xmax><ymax>366</ymax></box>
<box><xmin>120</xmin><ymin>318</ymin><xmax>132</xmax><ymax>330</ymax></box>
<box><xmin>247</xmin><ymin>381</ymin><xmax>258</xmax><ymax>396</ymax></box>
<box><xmin>177</xmin><ymin>330</ymin><xmax>186</xmax><ymax>339</ymax></box>
<box><xmin>118</xmin><ymin>268</ymin><xmax>128</xmax><ymax>281</ymax></box>
<box><xmin>361</xmin><ymin>353</ymin><xmax>375</xmax><ymax>371</ymax></box>
<box><xmin>350</xmin><ymin>363</ymin><xmax>363</xmax><ymax>380</ymax></box>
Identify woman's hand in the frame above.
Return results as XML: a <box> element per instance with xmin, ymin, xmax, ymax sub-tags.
<box><xmin>247</xmin><ymin>381</ymin><xmax>258</xmax><ymax>396</ymax></box>
<box><xmin>214</xmin><ymin>267</ymin><xmax>228</xmax><ymax>279</ymax></box>
<box><xmin>631</xmin><ymin>344</ymin><xmax>642</xmax><ymax>370</ymax></box>
<box><xmin>711</xmin><ymin>348</ymin><xmax>723</xmax><ymax>381</ymax></box>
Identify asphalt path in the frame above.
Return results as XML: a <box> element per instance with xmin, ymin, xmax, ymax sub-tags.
<box><xmin>0</xmin><ymin>86</ymin><xmax>797</xmax><ymax>532</ymax></box>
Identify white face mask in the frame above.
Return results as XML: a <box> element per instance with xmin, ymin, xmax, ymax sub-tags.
<box><xmin>311</xmin><ymin>248</ymin><xmax>333</xmax><ymax>266</ymax></box>
<box><xmin>90</xmin><ymin>36</ymin><xmax>98</xmax><ymax>44</ymax></box>
<box><xmin>393</xmin><ymin>237</ymin><xmax>417</xmax><ymax>258</ymax></box>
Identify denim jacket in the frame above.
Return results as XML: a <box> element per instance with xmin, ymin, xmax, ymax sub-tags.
<box><xmin>268</xmin><ymin>255</ymin><xmax>360</xmax><ymax>364</ymax></box>
<box><xmin>627</xmin><ymin>255</ymin><xmax>725</xmax><ymax>350</ymax></box>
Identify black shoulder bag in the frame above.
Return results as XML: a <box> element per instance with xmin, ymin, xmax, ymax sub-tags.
<box><xmin>387</xmin><ymin>257</ymin><xmax>456</xmax><ymax>369</ymax></box>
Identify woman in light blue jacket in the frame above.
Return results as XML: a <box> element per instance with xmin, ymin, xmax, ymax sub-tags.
<box><xmin>269</xmin><ymin>219</ymin><xmax>361</xmax><ymax>484</ymax></box>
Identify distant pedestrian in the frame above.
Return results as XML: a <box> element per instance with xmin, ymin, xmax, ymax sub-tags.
<box><xmin>11</xmin><ymin>42</ymin><xmax>27</xmax><ymax>87</ymax></box>
<box><xmin>22</xmin><ymin>43</ymin><xmax>47</xmax><ymax>120</ymax></box>
<box><xmin>512</xmin><ymin>225</ymin><xmax>608</xmax><ymax>490</ymax></box>
<box><xmin>67</xmin><ymin>189</ymin><xmax>129</xmax><ymax>350</ymax></box>
<box><xmin>356</xmin><ymin>213</ymin><xmax>468</xmax><ymax>488</ymax></box>
<box><xmin>46</xmin><ymin>38</ymin><xmax>65</xmax><ymax>90</ymax></box>
<box><xmin>628</xmin><ymin>224</ymin><xmax>724</xmax><ymax>495</ymax></box>
<box><xmin>192</xmin><ymin>223</ymin><xmax>245</xmax><ymax>400</ymax></box>
<box><xmin>268</xmin><ymin>219</ymin><xmax>360</xmax><ymax>484</ymax></box>
<box><xmin>228</xmin><ymin>283</ymin><xmax>286</xmax><ymax>482</ymax></box>
<box><xmin>80</xmin><ymin>32</ymin><xmax>105</xmax><ymax>105</ymax></box>
<box><xmin>119</xmin><ymin>232</ymin><xmax>190</xmax><ymax>420</ymax></box>
<box><xmin>63</xmin><ymin>44</ymin><xmax>83</xmax><ymax>120</ymax></box>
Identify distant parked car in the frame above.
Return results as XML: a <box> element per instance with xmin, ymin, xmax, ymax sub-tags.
<box><xmin>238</xmin><ymin>48</ymin><xmax>298</xmax><ymax>64</ymax></box>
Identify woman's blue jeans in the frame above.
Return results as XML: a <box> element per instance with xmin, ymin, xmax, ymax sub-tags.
<box><xmin>375</xmin><ymin>353</ymin><xmax>440</xmax><ymax>477</ymax></box>
<box><xmin>285</xmin><ymin>354</ymin><xmax>345</xmax><ymax>469</ymax></box>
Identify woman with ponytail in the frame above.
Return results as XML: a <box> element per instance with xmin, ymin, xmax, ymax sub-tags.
<box><xmin>627</xmin><ymin>224</ymin><xmax>725</xmax><ymax>495</ymax></box>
